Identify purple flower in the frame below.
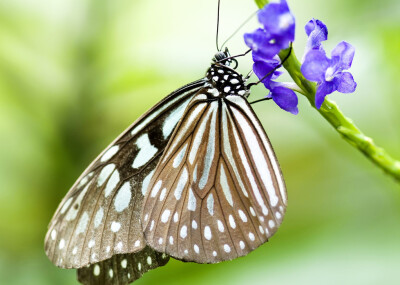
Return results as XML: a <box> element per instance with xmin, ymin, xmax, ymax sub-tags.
<box><xmin>253</xmin><ymin>56</ymin><xmax>299</xmax><ymax>115</ymax></box>
<box><xmin>243</xmin><ymin>0</ymin><xmax>297</xmax><ymax>114</ymax></box>
<box><xmin>301</xmin><ymin>41</ymin><xmax>357</xmax><ymax>108</ymax></box>
<box><xmin>244</xmin><ymin>28</ymin><xmax>281</xmax><ymax>60</ymax></box>
<box><xmin>304</xmin><ymin>18</ymin><xmax>328</xmax><ymax>56</ymax></box>
<box><xmin>258</xmin><ymin>0</ymin><xmax>295</xmax><ymax>50</ymax></box>
<box><xmin>244</xmin><ymin>0</ymin><xmax>295</xmax><ymax>60</ymax></box>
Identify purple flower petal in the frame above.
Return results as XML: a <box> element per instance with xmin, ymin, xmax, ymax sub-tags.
<box><xmin>315</xmin><ymin>82</ymin><xmax>335</xmax><ymax>108</ymax></box>
<box><xmin>244</xmin><ymin>29</ymin><xmax>281</xmax><ymax>59</ymax></box>
<box><xmin>336</xmin><ymin>72</ymin><xmax>357</xmax><ymax>93</ymax></box>
<box><xmin>270</xmin><ymin>86</ymin><xmax>299</xmax><ymax>115</ymax></box>
<box><xmin>253</xmin><ymin>60</ymin><xmax>279</xmax><ymax>89</ymax></box>
<box><xmin>304</xmin><ymin>18</ymin><xmax>328</xmax><ymax>55</ymax></box>
<box><xmin>257</xmin><ymin>0</ymin><xmax>295</xmax><ymax>50</ymax></box>
<box><xmin>331</xmin><ymin>41</ymin><xmax>355</xmax><ymax>70</ymax></box>
<box><xmin>301</xmin><ymin>50</ymin><xmax>330</xmax><ymax>82</ymax></box>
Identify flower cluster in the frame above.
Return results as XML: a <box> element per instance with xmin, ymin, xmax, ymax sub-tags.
<box><xmin>301</xmin><ymin>19</ymin><xmax>357</xmax><ymax>108</ymax></box>
<box><xmin>244</xmin><ymin>0</ymin><xmax>357</xmax><ymax>113</ymax></box>
<box><xmin>244</xmin><ymin>0</ymin><xmax>298</xmax><ymax>114</ymax></box>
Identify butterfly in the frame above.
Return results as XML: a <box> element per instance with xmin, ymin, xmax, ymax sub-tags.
<box><xmin>44</xmin><ymin>10</ymin><xmax>287</xmax><ymax>285</ymax></box>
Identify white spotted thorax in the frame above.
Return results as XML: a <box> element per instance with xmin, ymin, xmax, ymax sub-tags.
<box><xmin>45</xmin><ymin>49</ymin><xmax>287</xmax><ymax>284</ymax></box>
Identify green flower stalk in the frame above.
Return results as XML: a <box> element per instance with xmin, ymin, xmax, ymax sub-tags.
<box><xmin>252</xmin><ymin>0</ymin><xmax>400</xmax><ymax>182</ymax></box>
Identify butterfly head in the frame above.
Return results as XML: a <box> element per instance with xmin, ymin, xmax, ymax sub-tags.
<box><xmin>212</xmin><ymin>47</ymin><xmax>233</xmax><ymax>67</ymax></box>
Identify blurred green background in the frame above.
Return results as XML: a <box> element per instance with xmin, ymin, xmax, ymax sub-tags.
<box><xmin>1</xmin><ymin>0</ymin><xmax>399</xmax><ymax>284</ymax></box>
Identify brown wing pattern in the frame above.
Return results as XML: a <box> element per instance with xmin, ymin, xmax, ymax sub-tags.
<box><xmin>44</xmin><ymin>79</ymin><xmax>205</xmax><ymax>274</ymax></box>
<box><xmin>141</xmin><ymin>92</ymin><xmax>287</xmax><ymax>264</ymax></box>
<box><xmin>77</xmin><ymin>246</ymin><xmax>169</xmax><ymax>285</ymax></box>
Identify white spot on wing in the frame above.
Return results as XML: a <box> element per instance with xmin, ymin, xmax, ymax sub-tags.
<box><xmin>51</xmin><ymin>230</ymin><xmax>57</xmax><ymax>240</ymax></box>
<box><xmin>100</xmin><ymin>145</ymin><xmax>119</xmax><ymax>162</ymax></box>
<box><xmin>151</xmin><ymin>180</ymin><xmax>162</xmax><ymax>197</ymax></box>
<box><xmin>162</xmin><ymin>98</ymin><xmax>191</xmax><ymax>139</ymax></box>
<box><xmin>59</xmin><ymin>239</ymin><xmax>65</xmax><ymax>249</ymax></box>
<box><xmin>224</xmin><ymin>244</ymin><xmax>231</xmax><ymax>253</ymax></box>
<box><xmin>238</xmin><ymin>210</ymin><xmax>248</xmax><ymax>223</ymax></box>
<box><xmin>132</xmin><ymin>134</ymin><xmax>158</xmax><ymax>169</ymax></box>
<box><xmin>207</xmin><ymin>194</ymin><xmax>214</xmax><ymax>216</ymax></box>
<box><xmin>159</xmin><ymin>188</ymin><xmax>167</xmax><ymax>201</ymax></box>
<box><xmin>60</xmin><ymin>198</ymin><xmax>73</xmax><ymax>214</ymax></box>
<box><xmin>111</xmin><ymin>221</ymin><xmax>121</xmax><ymax>232</ymax></box>
<box><xmin>94</xmin><ymin>207</ymin><xmax>104</xmax><ymax>228</ymax></box>
<box><xmin>204</xmin><ymin>226</ymin><xmax>212</xmax><ymax>240</ymax></box>
<box><xmin>268</xmin><ymin>220</ymin><xmax>275</xmax><ymax>228</ymax></box>
<box><xmin>229</xmin><ymin>215</ymin><xmax>236</xmax><ymax>229</ymax></box>
<box><xmin>249</xmin><ymin>232</ymin><xmax>255</xmax><ymax>241</ymax></box>
<box><xmin>75</xmin><ymin>211</ymin><xmax>89</xmax><ymax>235</ymax></box>
<box><xmin>180</xmin><ymin>225</ymin><xmax>187</xmax><ymax>239</ymax></box>
<box><xmin>173</xmin><ymin>143</ymin><xmax>188</xmax><ymax>168</ymax></box>
<box><xmin>104</xmin><ymin>170</ymin><xmax>120</xmax><ymax>197</ymax></box>
<box><xmin>187</xmin><ymin>188</ymin><xmax>196</xmax><ymax>211</ymax></box>
<box><xmin>174</xmin><ymin>167</ymin><xmax>188</xmax><ymax>200</ymax></box>
<box><xmin>93</xmin><ymin>265</ymin><xmax>100</xmax><ymax>276</ymax></box>
<box><xmin>121</xmin><ymin>259</ymin><xmax>127</xmax><ymax>268</ymax></box>
<box><xmin>141</xmin><ymin>170</ymin><xmax>155</xmax><ymax>195</ymax></box>
<box><xmin>114</xmin><ymin>182</ymin><xmax>131</xmax><ymax>212</ymax></box>
<box><xmin>217</xmin><ymin>220</ymin><xmax>224</xmax><ymax>232</ymax></box>
<box><xmin>98</xmin><ymin>164</ymin><xmax>115</xmax><ymax>187</ymax></box>
<box><xmin>161</xmin><ymin>209</ymin><xmax>171</xmax><ymax>223</ymax></box>
<box><xmin>219</xmin><ymin>164</ymin><xmax>233</xmax><ymax>206</ymax></box>
<box><xmin>116</xmin><ymin>242</ymin><xmax>123</xmax><ymax>251</ymax></box>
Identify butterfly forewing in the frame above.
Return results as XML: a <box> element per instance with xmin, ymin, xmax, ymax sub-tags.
<box><xmin>77</xmin><ymin>247</ymin><xmax>169</xmax><ymax>285</ymax></box>
<box><xmin>44</xmin><ymin>79</ymin><xmax>206</xmax><ymax>272</ymax></box>
<box><xmin>141</xmin><ymin>79</ymin><xmax>287</xmax><ymax>263</ymax></box>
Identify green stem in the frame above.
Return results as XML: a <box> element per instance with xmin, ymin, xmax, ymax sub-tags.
<box><xmin>255</xmin><ymin>1</ymin><xmax>400</xmax><ymax>182</ymax></box>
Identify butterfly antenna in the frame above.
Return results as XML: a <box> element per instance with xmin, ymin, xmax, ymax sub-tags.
<box><xmin>220</xmin><ymin>9</ymin><xmax>258</xmax><ymax>50</ymax></box>
<box><xmin>216</xmin><ymin>0</ymin><xmax>221</xmax><ymax>51</ymax></box>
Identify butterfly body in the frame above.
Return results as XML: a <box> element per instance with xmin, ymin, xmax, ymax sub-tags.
<box><xmin>45</xmin><ymin>50</ymin><xmax>287</xmax><ymax>284</ymax></box>
<box><xmin>141</xmin><ymin>56</ymin><xmax>287</xmax><ymax>264</ymax></box>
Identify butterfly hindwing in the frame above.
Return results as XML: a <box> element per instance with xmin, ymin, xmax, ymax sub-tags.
<box><xmin>77</xmin><ymin>246</ymin><xmax>169</xmax><ymax>285</ymax></box>
<box><xmin>44</xmin><ymin>79</ymin><xmax>206</xmax><ymax>272</ymax></box>
<box><xmin>141</xmin><ymin>89</ymin><xmax>287</xmax><ymax>264</ymax></box>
